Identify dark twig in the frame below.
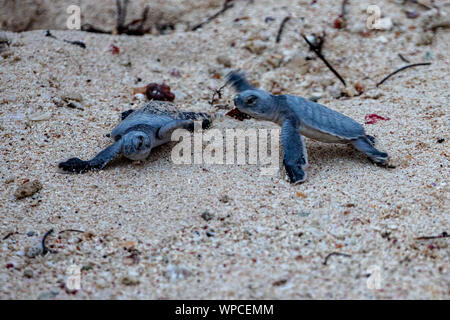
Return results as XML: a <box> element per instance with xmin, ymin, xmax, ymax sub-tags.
<box><xmin>45</xmin><ymin>30</ymin><xmax>56</xmax><ymax>39</ymax></box>
<box><xmin>192</xmin><ymin>0</ymin><xmax>234</xmax><ymax>31</ymax></box>
<box><xmin>323</xmin><ymin>252</ymin><xmax>351</xmax><ymax>265</ymax></box>
<box><xmin>376</xmin><ymin>62</ymin><xmax>431</xmax><ymax>87</ymax></box>
<box><xmin>406</xmin><ymin>0</ymin><xmax>433</xmax><ymax>10</ymax></box>
<box><xmin>42</xmin><ymin>229</ymin><xmax>56</xmax><ymax>255</ymax></box>
<box><xmin>81</xmin><ymin>24</ymin><xmax>111</xmax><ymax>34</ymax></box>
<box><xmin>398</xmin><ymin>53</ymin><xmax>410</xmax><ymax>63</ymax></box>
<box><xmin>302</xmin><ymin>34</ymin><xmax>347</xmax><ymax>86</ymax></box>
<box><xmin>209</xmin><ymin>82</ymin><xmax>227</xmax><ymax>105</ymax></box>
<box><xmin>276</xmin><ymin>16</ymin><xmax>291</xmax><ymax>43</ymax></box>
<box><xmin>415</xmin><ymin>231</ymin><xmax>448</xmax><ymax>240</ymax></box>
<box><xmin>58</xmin><ymin>229</ymin><xmax>85</xmax><ymax>234</ymax></box>
<box><xmin>63</xmin><ymin>40</ymin><xmax>86</xmax><ymax>49</ymax></box>
<box><xmin>82</xmin><ymin>1</ymin><xmax>151</xmax><ymax>35</ymax></box>
<box><xmin>46</xmin><ymin>30</ymin><xmax>86</xmax><ymax>49</ymax></box>
<box><xmin>116</xmin><ymin>0</ymin><xmax>129</xmax><ymax>33</ymax></box>
<box><xmin>2</xmin><ymin>232</ymin><xmax>18</xmax><ymax>241</ymax></box>
<box><xmin>341</xmin><ymin>0</ymin><xmax>349</xmax><ymax>18</ymax></box>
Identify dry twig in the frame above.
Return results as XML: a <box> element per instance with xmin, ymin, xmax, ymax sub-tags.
<box><xmin>323</xmin><ymin>252</ymin><xmax>351</xmax><ymax>265</ymax></box>
<box><xmin>376</xmin><ymin>62</ymin><xmax>431</xmax><ymax>87</ymax></box>
<box><xmin>192</xmin><ymin>0</ymin><xmax>234</xmax><ymax>31</ymax></box>
<box><xmin>302</xmin><ymin>34</ymin><xmax>347</xmax><ymax>86</ymax></box>
<box><xmin>275</xmin><ymin>16</ymin><xmax>290</xmax><ymax>43</ymax></box>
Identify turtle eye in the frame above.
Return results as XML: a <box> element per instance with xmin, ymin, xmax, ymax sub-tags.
<box><xmin>245</xmin><ymin>95</ymin><xmax>257</xmax><ymax>106</ymax></box>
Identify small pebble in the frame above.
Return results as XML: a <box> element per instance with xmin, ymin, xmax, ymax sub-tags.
<box><xmin>201</xmin><ymin>211</ymin><xmax>213</xmax><ymax>221</ymax></box>
<box><xmin>216</xmin><ymin>55</ymin><xmax>232</xmax><ymax>68</ymax></box>
<box><xmin>28</xmin><ymin>111</ymin><xmax>52</xmax><ymax>121</ymax></box>
<box><xmin>25</xmin><ymin>246</ymin><xmax>42</xmax><ymax>258</ymax></box>
<box><xmin>26</xmin><ymin>231</ymin><xmax>35</xmax><ymax>237</ymax></box>
<box><xmin>4</xmin><ymin>176</ymin><xmax>15</xmax><ymax>184</ymax></box>
<box><xmin>14</xmin><ymin>180</ymin><xmax>42</xmax><ymax>199</ymax></box>
<box><xmin>298</xmin><ymin>211</ymin><xmax>311</xmax><ymax>217</ymax></box>
<box><xmin>23</xmin><ymin>269</ymin><xmax>33</xmax><ymax>278</ymax></box>
<box><xmin>61</xmin><ymin>91</ymin><xmax>83</xmax><ymax>102</ymax></box>
<box><xmin>219</xmin><ymin>195</ymin><xmax>231</xmax><ymax>203</ymax></box>
<box><xmin>37</xmin><ymin>291</ymin><xmax>58</xmax><ymax>300</ymax></box>
<box><xmin>406</xmin><ymin>11</ymin><xmax>420</xmax><ymax>19</ymax></box>
<box><xmin>122</xmin><ymin>276</ymin><xmax>140</xmax><ymax>286</ymax></box>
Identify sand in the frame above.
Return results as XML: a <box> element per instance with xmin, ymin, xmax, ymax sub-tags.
<box><xmin>0</xmin><ymin>0</ymin><xmax>448</xmax><ymax>299</ymax></box>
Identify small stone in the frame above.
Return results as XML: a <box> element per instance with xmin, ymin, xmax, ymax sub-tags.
<box><xmin>25</xmin><ymin>246</ymin><xmax>42</xmax><ymax>258</ymax></box>
<box><xmin>363</xmin><ymin>89</ymin><xmax>383</xmax><ymax>100</ymax></box>
<box><xmin>376</xmin><ymin>36</ymin><xmax>388</xmax><ymax>43</ymax></box>
<box><xmin>201</xmin><ymin>211</ymin><xmax>213</xmax><ymax>221</ymax></box>
<box><xmin>164</xmin><ymin>264</ymin><xmax>191</xmax><ymax>282</ymax></box>
<box><xmin>52</xmin><ymin>97</ymin><xmax>64</xmax><ymax>108</ymax></box>
<box><xmin>298</xmin><ymin>211</ymin><xmax>311</xmax><ymax>217</ymax></box>
<box><xmin>67</xmin><ymin>101</ymin><xmax>84</xmax><ymax>110</ymax></box>
<box><xmin>296</xmin><ymin>191</ymin><xmax>307</xmax><ymax>198</ymax></box>
<box><xmin>243</xmin><ymin>40</ymin><xmax>267</xmax><ymax>55</ymax></box>
<box><xmin>377</xmin><ymin>17</ymin><xmax>393</xmax><ymax>30</ymax></box>
<box><xmin>266</xmin><ymin>54</ymin><xmax>283</xmax><ymax>68</ymax></box>
<box><xmin>134</xmin><ymin>93</ymin><xmax>146</xmax><ymax>101</ymax></box>
<box><xmin>28</xmin><ymin>111</ymin><xmax>52</xmax><ymax>121</ymax></box>
<box><xmin>26</xmin><ymin>231</ymin><xmax>35</xmax><ymax>237</ymax></box>
<box><xmin>23</xmin><ymin>269</ymin><xmax>33</xmax><ymax>278</ymax></box>
<box><xmin>37</xmin><ymin>291</ymin><xmax>58</xmax><ymax>300</ymax></box>
<box><xmin>4</xmin><ymin>176</ymin><xmax>15</xmax><ymax>184</ymax></box>
<box><xmin>61</xmin><ymin>91</ymin><xmax>83</xmax><ymax>103</ymax></box>
<box><xmin>121</xmin><ymin>275</ymin><xmax>140</xmax><ymax>286</ymax></box>
<box><xmin>406</xmin><ymin>10</ymin><xmax>420</xmax><ymax>19</ymax></box>
<box><xmin>219</xmin><ymin>195</ymin><xmax>231</xmax><ymax>203</ymax></box>
<box><xmin>309</xmin><ymin>91</ymin><xmax>324</xmax><ymax>102</ymax></box>
<box><xmin>216</xmin><ymin>55</ymin><xmax>231</xmax><ymax>68</ymax></box>
<box><xmin>14</xmin><ymin>180</ymin><xmax>42</xmax><ymax>199</ymax></box>
<box><xmin>425</xmin><ymin>51</ymin><xmax>434</xmax><ymax>61</ymax></box>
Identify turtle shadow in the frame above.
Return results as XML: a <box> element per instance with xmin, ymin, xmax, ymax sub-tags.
<box><xmin>303</xmin><ymin>141</ymin><xmax>373</xmax><ymax>177</ymax></box>
<box><xmin>105</xmin><ymin>142</ymin><xmax>176</xmax><ymax>171</ymax></box>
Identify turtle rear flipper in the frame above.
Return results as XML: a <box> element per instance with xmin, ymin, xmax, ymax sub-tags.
<box><xmin>59</xmin><ymin>140</ymin><xmax>122</xmax><ymax>173</ymax></box>
<box><xmin>352</xmin><ymin>136</ymin><xmax>389</xmax><ymax>167</ymax></box>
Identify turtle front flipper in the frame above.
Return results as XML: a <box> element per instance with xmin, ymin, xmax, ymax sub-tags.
<box><xmin>281</xmin><ymin>119</ymin><xmax>308</xmax><ymax>184</ymax></box>
<box><xmin>59</xmin><ymin>140</ymin><xmax>122</xmax><ymax>173</ymax></box>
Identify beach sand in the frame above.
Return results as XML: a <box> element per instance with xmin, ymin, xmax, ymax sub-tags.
<box><xmin>0</xmin><ymin>0</ymin><xmax>448</xmax><ymax>299</ymax></box>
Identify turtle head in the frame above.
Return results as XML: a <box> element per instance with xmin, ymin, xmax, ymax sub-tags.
<box><xmin>121</xmin><ymin>131</ymin><xmax>153</xmax><ymax>160</ymax></box>
<box><xmin>233</xmin><ymin>89</ymin><xmax>278</xmax><ymax>121</ymax></box>
<box><xmin>227</xmin><ymin>71</ymin><xmax>279</xmax><ymax>122</ymax></box>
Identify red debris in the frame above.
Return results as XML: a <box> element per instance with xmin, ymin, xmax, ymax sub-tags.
<box><xmin>110</xmin><ymin>44</ymin><xmax>120</xmax><ymax>55</ymax></box>
<box><xmin>334</xmin><ymin>18</ymin><xmax>344</xmax><ymax>29</ymax></box>
<box><xmin>6</xmin><ymin>263</ymin><xmax>14</xmax><ymax>269</ymax></box>
<box><xmin>226</xmin><ymin>108</ymin><xmax>252</xmax><ymax>121</ymax></box>
<box><xmin>145</xmin><ymin>83</ymin><xmax>175</xmax><ymax>102</ymax></box>
<box><xmin>170</xmin><ymin>68</ymin><xmax>182</xmax><ymax>78</ymax></box>
<box><xmin>364</xmin><ymin>114</ymin><xmax>390</xmax><ymax>124</ymax></box>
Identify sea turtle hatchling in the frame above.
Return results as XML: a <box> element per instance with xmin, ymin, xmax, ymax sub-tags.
<box><xmin>227</xmin><ymin>71</ymin><xmax>392</xmax><ymax>184</ymax></box>
<box><xmin>59</xmin><ymin>101</ymin><xmax>214</xmax><ymax>173</ymax></box>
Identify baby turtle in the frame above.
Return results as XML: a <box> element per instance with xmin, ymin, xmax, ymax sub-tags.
<box><xmin>59</xmin><ymin>101</ymin><xmax>213</xmax><ymax>173</ymax></box>
<box><xmin>227</xmin><ymin>71</ymin><xmax>391</xmax><ymax>184</ymax></box>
